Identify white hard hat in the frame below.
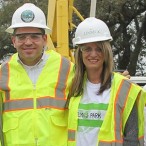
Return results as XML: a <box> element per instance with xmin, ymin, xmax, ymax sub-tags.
<box><xmin>73</xmin><ymin>17</ymin><xmax>113</xmax><ymax>46</ymax></box>
<box><xmin>6</xmin><ymin>3</ymin><xmax>51</xmax><ymax>34</ymax></box>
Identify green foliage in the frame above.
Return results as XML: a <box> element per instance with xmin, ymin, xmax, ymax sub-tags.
<box><xmin>73</xmin><ymin>0</ymin><xmax>146</xmax><ymax>75</ymax></box>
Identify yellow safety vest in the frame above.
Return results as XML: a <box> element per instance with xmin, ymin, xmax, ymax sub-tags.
<box><xmin>68</xmin><ymin>72</ymin><xmax>145</xmax><ymax>146</ymax></box>
<box><xmin>0</xmin><ymin>50</ymin><xmax>74</xmax><ymax>146</ymax></box>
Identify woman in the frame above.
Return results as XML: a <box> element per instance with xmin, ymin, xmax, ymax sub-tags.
<box><xmin>67</xmin><ymin>17</ymin><xmax>144</xmax><ymax>146</ymax></box>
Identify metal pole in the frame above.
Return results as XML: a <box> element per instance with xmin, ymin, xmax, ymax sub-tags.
<box><xmin>90</xmin><ymin>0</ymin><xmax>97</xmax><ymax>17</ymax></box>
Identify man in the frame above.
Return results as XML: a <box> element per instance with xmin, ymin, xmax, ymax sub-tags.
<box><xmin>0</xmin><ymin>3</ymin><xmax>74</xmax><ymax>146</ymax></box>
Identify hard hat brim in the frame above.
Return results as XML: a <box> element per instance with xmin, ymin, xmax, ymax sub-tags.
<box><xmin>6</xmin><ymin>23</ymin><xmax>51</xmax><ymax>34</ymax></box>
<box><xmin>73</xmin><ymin>36</ymin><xmax>113</xmax><ymax>46</ymax></box>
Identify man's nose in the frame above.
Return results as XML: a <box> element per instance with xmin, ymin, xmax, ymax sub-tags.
<box><xmin>24</xmin><ymin>36</ymin><xmax>33</xmax><ymax>44</ymax></box>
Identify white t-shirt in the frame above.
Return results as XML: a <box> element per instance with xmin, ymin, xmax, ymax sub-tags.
<box><xmin>76</xmin><ymin>80</ymin><xmax>110</xmax><ymax>146</ymax></box>
<box><xmin>18</xmin><ymin>53</ymin><xmax>49</xmax><ymax>85</ymax></box>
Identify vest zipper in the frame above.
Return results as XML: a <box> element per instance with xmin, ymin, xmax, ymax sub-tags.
<box><xmin>33</xmin><ymin>84</ymin><xmax>38</xmax><ymax>145</ymax></box>
<box><xmin>35</xmin><ymin>137</ymin><xmax>38</xmax><ymax>146</ymax></box>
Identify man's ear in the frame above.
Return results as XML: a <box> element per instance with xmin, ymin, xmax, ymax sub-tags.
<box><xmin>11</xmin><ymin>36</ymin><xmax>16</xmax><ymax>48</ymax></box>
<box><xmin>43</xmin><ymin>34</ymin><xmax>47</xmax><ymax>46</ymax></box>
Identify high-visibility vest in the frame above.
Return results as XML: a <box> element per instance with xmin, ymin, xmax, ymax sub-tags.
<box><xmin>0</xmin><ymin>50</ymin><xmax>74</xmax><ymax>146</ymax></box>
<box><xmin>68</xmin><ymin>72</ymin><xmax>145</xmax><ymax>146</ymax></box>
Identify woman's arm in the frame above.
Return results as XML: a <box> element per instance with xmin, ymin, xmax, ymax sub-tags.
<box><xmin>123</xmin><ymin>103</ymin><xmax>138</xmax><ymax>146</ymax></box>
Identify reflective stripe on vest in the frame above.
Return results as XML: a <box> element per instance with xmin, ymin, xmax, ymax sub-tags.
<box><xmin>68</xmin><ymin>129</ymin><xmax>76</xmax><ymax>141</ymax></box>
<box><xmin>0</xmin><ymin>63</ymin><xmax>10</xmax><ymax>100</ymax></box>
<box><xmin>113</xmin><ymin>79</ymin><xmax>131</xmax><ymax>142</ymax></box>
<box><xmin>68</xmin><ymin>79</ymin><xmax>132</xmax><ymax>143</ymax></box>
<box><xmin>1</xmin><ymin>56</ymin><xmax>71</xmax><ymax>112</ymax></box>
<box><xmin>98</xmin><ymin>138</ymin><xmax>144</xmax><ymax>146</ymax></box>
<box><xmin>99</xmin><ymin>143</ymin><xmax>123</xmax><ymax>146</ymax></box>
<box><xmin>55</xmin><ymin>56</ymin><xmax>71</xmax><ymax>98</ymax></box>
<box><xmin>0</xmin><ymin>61</ymin><xmax>10</xmax><ymax>146</ymax></box>
<box><xmin>4</xmin><ymin>97</ymin><xmax>67</xmax><ymax>112</ymax></box>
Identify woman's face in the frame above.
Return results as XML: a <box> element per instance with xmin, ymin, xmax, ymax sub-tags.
<box><xmin>80</xmin><ymin>42</ymin><xmax>104</xmax><ymax>72</ymax></box>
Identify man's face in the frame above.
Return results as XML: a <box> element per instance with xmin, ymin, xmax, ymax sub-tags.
<box><xmin>12</xmin><ymin>27</ymin><xmax>47</xmax><ymax>66</ymax></box>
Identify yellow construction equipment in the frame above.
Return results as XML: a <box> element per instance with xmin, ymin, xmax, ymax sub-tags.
<box><xmin>47</xmin><ymin>0</ymin><xmax>98</xmax><ymax>62</ymax></box>
<box><xmin>47</xmin><ymin>0</ymin><xmax>84</xmax><ymax>62</ymax></box>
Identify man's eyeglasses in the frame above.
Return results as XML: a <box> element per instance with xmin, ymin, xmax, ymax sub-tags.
<box><xmin>14</xmin><ymin>33</ymin><xmax>44</xmax><ymax>43</ymax></box>
<box><xmin>80</xmin><ymin>46</ymin><xmax>102</xmax><ymax>54</ymax></box>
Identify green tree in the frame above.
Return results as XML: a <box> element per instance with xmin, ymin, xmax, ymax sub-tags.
<box><xmin>73</xmin><ymin>0</ymin><xmax>146</xmax><ymax>75</ymax></box>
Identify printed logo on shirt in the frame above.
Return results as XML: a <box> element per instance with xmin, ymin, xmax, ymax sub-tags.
<box><xmin>78</xmin><ymin>111</ymin><xmax>102</xmax><ymax>119</ymax></box>
<box><xmin>78</xmin><ymin>103</ymin><xmax>108</xmax><ymax>128</ymax></box>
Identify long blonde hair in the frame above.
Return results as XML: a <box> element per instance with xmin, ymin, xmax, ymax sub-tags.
<box><xmin>68</xmin><ymin>41</ymin><xmax>114</xmax><ymax>99</ymax></box>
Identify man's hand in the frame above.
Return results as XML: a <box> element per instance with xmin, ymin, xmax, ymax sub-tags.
<box><xmin>121</xmin><ymin>70</ymin><xmax>130</xmax><ymax>79</ymax></box>
<box><xmin>115</xmin><ymin>69</ymin><xmax>131</xmax><ymax>79</ymax></box>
